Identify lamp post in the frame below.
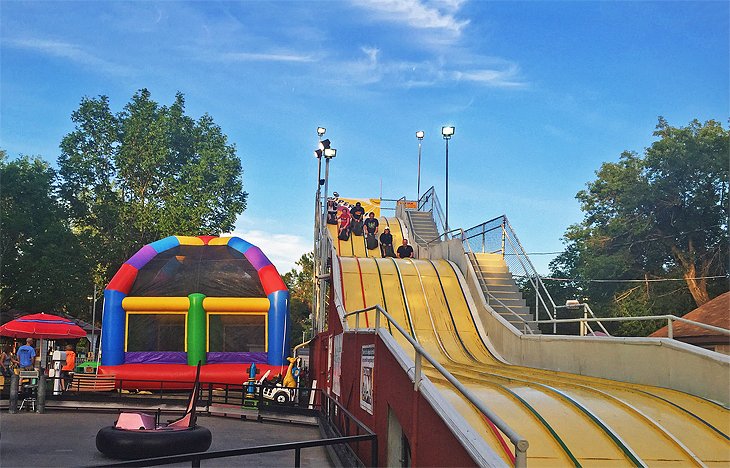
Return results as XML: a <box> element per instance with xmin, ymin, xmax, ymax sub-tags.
<box><xmin>91</xmin><ymin>284</ymin><xmax>98</xmax><ymax>354</ymax></box>
<box><xmin>441</xmin><ymin>126</ymin><xmax>455</xmax><ymax>232</ymax></box>
<box><xmin>416</xmin><ymin>130</ymin><xmax>424</xmax><ymax>204</ymax></box>
<box><xmin>312</xmin><ymin>127</ymin><xmax>326</xmax><ymax>339</ymax></box>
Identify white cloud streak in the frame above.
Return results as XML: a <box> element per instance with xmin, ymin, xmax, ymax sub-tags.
<box><xmin>215</xmin><ymin>51</ymin><xmax>316</xmax><ymax>63</ymax></box>
<box><xmin>351</xmin><ymin>0</ymin><xmax>469</xmax><ymax>37</ymax></box>
<box><xmin>4</xmin><ymin>38</ymin><xmax>131</xmax><ymax>76</ymax></box>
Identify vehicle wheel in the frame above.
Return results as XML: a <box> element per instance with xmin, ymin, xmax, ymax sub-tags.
<box><xmin>273</xmin><ymin>391</ymin><xmax>289</xmax><ymax>404</ymax></box>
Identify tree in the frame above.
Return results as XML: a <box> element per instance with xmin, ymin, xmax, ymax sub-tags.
<box><xmin>58</xmin><ymin>89</ymin><xmax>247</xmax><ymax>282</ymax></box>
<box><xmin>551</xmin><ymin>118</ymin><xmax>728</xmax><ymax>334</ymax></box>
<box><xmin>0</xmin><ymin>151</ymin><xmax>91</xmax><ymax>316</ymax></box>
<box><xmin>282</xmin><ymin>252</ymin><xmax>314</xmax><ymax>346</ymax></box>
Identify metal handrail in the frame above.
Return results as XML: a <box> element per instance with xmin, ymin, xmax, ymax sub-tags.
<box><xmin>464</xmin><ymin>215</ymin><xmax>563</xmax><ymax>333</ymax></box>
<box><xmin>462</xmin><ymin>237</ymin><xmax>536</xmax><ymax>335</ymax></box>
<box><xmin>343</xmin><ymin>305</ymin><xmax>529</xmax><ymax>466</ymax></box>
<box><xmin>417</xmin><ymin>186</ymin><xmax>447</xmax><ymax>238</ymax></box>
<box><xmin>542</xmin><ymin>307</ymin><xmax>730</xmax><ymax>338</ymax></box>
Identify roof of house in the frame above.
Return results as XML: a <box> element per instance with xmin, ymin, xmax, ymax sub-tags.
<box><xmin>650</xmin><ymin>291</ymin><xmax>729</xmax><ymax>341</ymax></box>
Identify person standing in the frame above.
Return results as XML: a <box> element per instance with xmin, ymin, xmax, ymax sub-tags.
<box><xmin>17</xmin><ymin>338</ymin><xmax>36</xmax><ymax>370</ymax></box>
<box><xmin>396</xmin><ymin>239</ymin><xmax>414</xmax><ymax>259</ymax></box>
<box><xmin>1</xmin><ymin>345</ymin><xmax>19</xmax><ymax>378</ymax></box>
<box><xmin>61</xmin><ymin>344</ymin><xmax>76</xmax><ymax>390</ymax></box>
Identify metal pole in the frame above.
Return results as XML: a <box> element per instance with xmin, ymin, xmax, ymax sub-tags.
<box><xmin>312</xmin><ymin>154</ymin><xmax>322</xmax><ymax>338</ymax></box>
<box><xmin>91</xmin><ymin>283</ymin><xmax>98</xmax><ymax>355</ymax></box>
<box><xmin>417</xmin><ymin>139</ymin><xmax>422</xmax><ymax>202</ymax></box>
<box><xmin>8</xmin><ymin>373</ymin><xmax>19</xmax><ymax>413</ymax></box>
<box><xmin>414</xmin><ymin>352</ymin><xmax>422</xmax><ymax>391</ymax></box>
<box><xmin>445</xmin><ymin>138</ymin><xmax>449</xmax><ymax>232</ymax></box>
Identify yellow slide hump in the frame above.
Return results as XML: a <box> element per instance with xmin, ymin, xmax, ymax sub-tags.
<box><xmin>333</xmin><ymin>247</ymin><xmax>730</xmax><ymax>466</ymax></box>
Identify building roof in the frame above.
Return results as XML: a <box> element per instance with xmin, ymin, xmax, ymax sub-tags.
<box><xmin>650</xmin><ymin>292</ymin><xmax>729</xmax><ymax>342</ymax></box>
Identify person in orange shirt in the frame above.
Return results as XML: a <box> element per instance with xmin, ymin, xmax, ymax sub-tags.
<box><xmin>61</xmin><ymin>344</ymin><xmax>76</xmax><ymax>390</ymax></box>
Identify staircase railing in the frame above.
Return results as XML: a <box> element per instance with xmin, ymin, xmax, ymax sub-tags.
<box><xmin>417</xmin><ymin>186</ymin><xmax>447</xmax><ymax>239</ymax></box>
<box><xmin>461</xmin><ymin>233</ymin><xmax>537</xmax><ymax>334</ymax></box>
<box><xmin>462</xmin><ymin>215</ymin><xmax>609</xmax><ymax>336</ymax></box>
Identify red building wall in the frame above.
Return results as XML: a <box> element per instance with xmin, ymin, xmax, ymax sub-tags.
<box><xmin>311</xmin><ymin>301</ymin><xmax>477</xmax><ymax>466</ymax></box>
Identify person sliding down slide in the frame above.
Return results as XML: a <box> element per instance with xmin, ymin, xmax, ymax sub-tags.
<box><xmin>380</xmin><ymin>227</ymin><xmax>395</xmax><ymax>257</ymax></box>
<box><xmin>338</xmin><ymin>208</ymin><xmax>351</xmax><ymax>240</ymax></box>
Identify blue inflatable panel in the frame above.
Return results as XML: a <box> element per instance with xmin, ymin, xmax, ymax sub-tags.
<box><xmin>101</xmin><ymin>289</ymin><xmax>127</xmax><ymax>366</ymax></box>
<box><xmin>228</xmin><ymin>237</ymin><xmax>253</xmax><ymax>255</ymax></box>
<box><xmin>149</xmin><ymin>236</ymin><xmax>180</xmax><ymax>254</ymax></box>
<box><xmin>266</xmin><ymin>290</ymin><xmax>289</xmax><ymax>366</ymax></box>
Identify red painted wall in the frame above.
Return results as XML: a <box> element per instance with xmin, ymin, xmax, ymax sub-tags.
<box><xmin>312</xmin><ymin>301</ymin><xmax>477</xmax><ymax>466</ymax></box>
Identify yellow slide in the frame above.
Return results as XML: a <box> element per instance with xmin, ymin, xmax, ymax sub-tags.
<box><xmin>332</xmin><ymin>223</ymin><xmax>730</xmax><ymax>466</ymax></box>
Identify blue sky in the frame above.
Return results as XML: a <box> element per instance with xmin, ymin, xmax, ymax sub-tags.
<box><xmin>2</xmin><ymin>1</ymin><xmax>728</xmax><ymax>274</ymax></box>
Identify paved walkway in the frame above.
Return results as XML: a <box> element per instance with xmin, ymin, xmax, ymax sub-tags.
<box><xmin>0</xmin><ymin>410</ymin><xmax>334</xmax><ymax>467</ymax></box>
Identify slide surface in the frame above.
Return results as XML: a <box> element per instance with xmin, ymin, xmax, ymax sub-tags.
<box><xmin>332</xmin><ymin>225</ymin><xmax>730</xmax><ymax>466</ymax></box>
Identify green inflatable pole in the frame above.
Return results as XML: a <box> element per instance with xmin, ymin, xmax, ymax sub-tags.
<box><xmin>187</xmin><ymin>293</ymin><xmax>207</xmax><ymax>365</ymax></box>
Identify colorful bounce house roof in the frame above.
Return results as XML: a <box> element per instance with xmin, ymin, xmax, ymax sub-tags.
<box><xmin>100</xmin><ymin>235</ymin><xmax>290</xmax><ymax>374</ymax></box>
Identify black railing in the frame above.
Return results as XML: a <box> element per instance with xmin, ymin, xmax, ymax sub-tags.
<box><xmin>81</xmin><ymin>388</ymin><xmax>376</xmax><ymax>467</ymax></box>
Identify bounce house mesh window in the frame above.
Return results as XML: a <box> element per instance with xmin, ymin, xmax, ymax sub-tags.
<box><xmin>129</xmin><ymin>245</ymin><xmax>265</xmax><ymax>297</ymax></box>
<box><xmin>127</xmin><ymin>314</ymin><xmax>185</xmax><ymax>352</ymax></box>
<box><xmin>208</xmin><ymin>315</ymin><xmax>265</xmax><ymax>352</ymax></box>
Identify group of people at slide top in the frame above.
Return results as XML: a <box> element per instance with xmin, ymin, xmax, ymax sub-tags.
<box><xmin>328</xmin><ymin>201</ymin><xmax>413</xmax><ymax>259</ymax></box>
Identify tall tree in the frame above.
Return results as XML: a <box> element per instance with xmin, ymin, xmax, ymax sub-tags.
<box><xmin>282</xmin><ymin>252</ymin><xmax>314</xmax><ymax>346</ymax></box>
<box><xmin>58</xmin><ymin>89</ymin><xmax>247</xmax><ymax>282</ymax></box>
<box><xmin>0</xmin><ymin>151</ymin><xmax>91</xmax><ymax>315</ymax></box>
<box><xmin>551</xmin><ymin>118</ymin><xmax>728</xmax><ymax>333</ymax></box>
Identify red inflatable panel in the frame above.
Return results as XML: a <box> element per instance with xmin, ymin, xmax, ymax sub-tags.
<box><xmin>197</xmin><ymin>235</ymin><xmax>217</xmax><ymax>245</ymax></box>
<box><xmin>99</xmin><ymin>363</ymin><xmax>288</xmax><ymax>390</ymax></box>
<box><xmin>107</xmin><ymin>263</ymin><xmax>139</xmax><ymax>294</ymax></box>
<box><xmin>259</xmin><ymin>265</ymin><xmax>286</xmax><ymax>294</ymax></box>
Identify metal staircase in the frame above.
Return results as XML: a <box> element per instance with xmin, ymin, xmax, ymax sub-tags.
<box><xmin>406</xmin><ymin>210</ymin><xmax>440</xmax><ymax>246</ymax></box>
<box><xmin>469</xmin><ymin>252</ymin><xmax>540</xmax><ymax>334</ymax></box>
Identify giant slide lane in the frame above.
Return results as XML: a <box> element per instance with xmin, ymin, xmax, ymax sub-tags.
<box><xmin>330</xmin><ymin>227</ymin><xmax>729</xmax><ymax>466</ymax></box>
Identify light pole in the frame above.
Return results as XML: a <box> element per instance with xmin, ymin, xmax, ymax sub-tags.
<box><xmin>91</xmin><ymin>284</ymin><xmax>98</xmax><ymax>355</ymax></box>
<box><xmin>416</xmin><ymin>130</ymin><xmax>424</xmax><ymax>204</ymax></box>
<box><xmin>319</xmin><ymin>145</ymin><xmax>336</xmax><ymax>332</ymax></box>
<box><xmin>312</xmin><ymin>127</ymin><xmax>326</xmax><ymax>339</ymax></box>
<box><xmin>441</xmin><ymin>126</ymin><xmax>455</xmax><ymax>232</ymax></box>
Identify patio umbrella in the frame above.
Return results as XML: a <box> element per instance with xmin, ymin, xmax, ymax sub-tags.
<box><xmin>0</xmin><ymin>313</ymin><xmax>86</xmax><ymax>339</ymax></box>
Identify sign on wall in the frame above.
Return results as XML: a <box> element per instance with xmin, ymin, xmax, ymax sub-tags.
<box><xmin>332</xmin><ymin>333</ymin><xmax>343</xmax><ymax>396</ymax></box>
<box><xmin>360</xmin><ymin>344</ymin><xmax>375</xmax><ymax>414</ymax></box>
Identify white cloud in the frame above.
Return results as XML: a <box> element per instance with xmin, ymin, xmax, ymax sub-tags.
<box><xmin>351</xmin><ymin>0</ymin><xmax>469</xmax><ymax>37</ymax></box>
<box><xmin>215</xmin><ymin>51</ymin><xmax>316</xmax><ymax>63</ymax></box>
<box><xmin>5</xmin><ymin>38</ymin><xmax>131</xmax><ymax>75</ymax></box>
<box><xmin>453</xmin><ymin>64</ymin><xmax>525</xmax><ymax>88</ymax></box>
<box><xmin>327</xmin><ymin>48</ymin><xmax>525</xmax><ymax>89</ymax></box>
<box><xmin>225</xmin><ymin>229</ymin><xmax>312</xmax><ymax>274</ymax></box>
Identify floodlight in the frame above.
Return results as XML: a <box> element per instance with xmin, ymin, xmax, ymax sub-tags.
<box><xmin>317</xmin><ymin>127</ymin><xmax>326</xmax><ymax>137</ymax></box>
<box><xmin>441</xmin><ymin>126</ymin><xmax>455</xmax><ymax>139</ymax></box>
<box><xmin>314</xmin><ymin>149</ymin><xmax>323</xmax><ymax>159</ymax></box>
<box><xmin>416</xmin><ymin>130</ymin><xmax>425</xmax><ymax>140</ymax></box>
<box><xmin>319</xmin><ymin>139</ymin><xmax>331</xmax><ymax>150</ymax></box>
<box><xmin>323</xmin><ymin>148</ymin><xmax>337</xmax><ymax>158</ymax></box>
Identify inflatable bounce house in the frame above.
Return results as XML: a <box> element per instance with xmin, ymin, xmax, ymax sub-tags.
<box><xmin>99</xmin><ymin>235</ymin><xmax>289</xmax><ymax>386</ymax></box>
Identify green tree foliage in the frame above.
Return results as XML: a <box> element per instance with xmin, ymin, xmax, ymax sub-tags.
<box><xmin>282</xmin><ymin>252</ymin><xmax>314</xmax><ymax>347</ymax></box>
<box><xmin>0</xmin><ymin>151</ymin><xmax>91</xmax><ymax>316</ymax></box>
<box><xmin>551</xmin><ymin>118</ymin><xmax>729</xmax><ymax>335</ymax></box>
<box><xmin>58</xmin><ymin>89</ymin><xmax>247</xmax><ymax>281</ymax></box>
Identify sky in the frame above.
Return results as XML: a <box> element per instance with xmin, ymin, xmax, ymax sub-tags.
<box><xmin>1</xmin><ymin>0</ymin><xmax>728</xmax><ymax>274</ymax></box>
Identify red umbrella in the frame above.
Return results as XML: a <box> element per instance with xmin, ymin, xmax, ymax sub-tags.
<box><xmin>0</xmin><ymin>313</ymin><xmax>86</xmax><ymax>339</ymax></box>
